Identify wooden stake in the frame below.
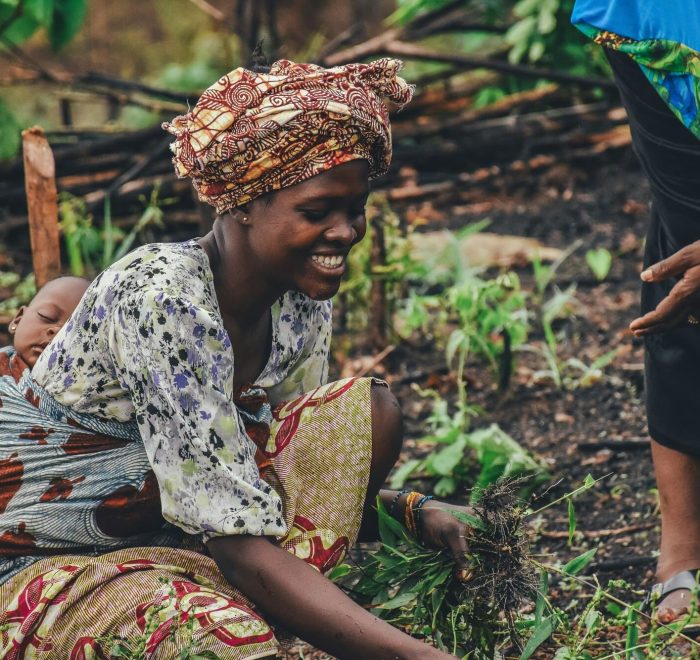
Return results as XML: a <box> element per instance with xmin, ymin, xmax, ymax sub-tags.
<box><xmin>370</xmin><ymin>218</ymin><xmax>388</xmax><ymax>350</ymax></box>
<box><xmin>22</xmin><ymin>126</ymin><xmax>61</xmax><ymax>287</ymax></box>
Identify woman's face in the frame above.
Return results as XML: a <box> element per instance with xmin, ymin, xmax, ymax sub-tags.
<box><xmin>243</xmin><ymin>160</ymin><xmax>369</xmax><ymax>300</ymax></box>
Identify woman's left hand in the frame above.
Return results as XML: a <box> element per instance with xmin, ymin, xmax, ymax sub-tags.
<box><xmin>418</xmin><ymin>500</ymin><xmax>474</xmax><ymax>582</ymax></box>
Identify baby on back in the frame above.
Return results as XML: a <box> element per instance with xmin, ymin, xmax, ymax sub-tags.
<box><xmin>7</xmin><ymin>276</ymin><xmax>90</xmax><ymax>369</ymax></box>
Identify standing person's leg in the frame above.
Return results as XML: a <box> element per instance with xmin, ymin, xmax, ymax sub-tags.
<box><xmin>606</xmin><ymin>48</ymin><xmax>700</xmax><ymax>618</ymax></box>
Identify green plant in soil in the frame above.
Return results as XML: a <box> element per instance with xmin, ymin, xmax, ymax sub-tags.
<box><xmin>523</xmin><ymin>244</ymin><xmax>618</xmax><ymax>390</ymax></box>
<box><xmin>392</xmin><ymin>225</ymin><xmax>542</xmax><ymax>498</ymax></box>
<box><xmin>59</xmin><ymin>186</ymin><xmax>169</xmax><ymax>278</ymax></box>
<box><xmin>392</xmin><ymin>383</ymin><xmax>546</xmax><ymax>499</ymax></box>
<box><xmin>337</xmin><ymin>193</ymin><xmax>426</xmax><ymax>337</ymax></box>
<box><xmin>522</xmin><ymin>475</ymin><xmax>700</xmax><ymax>658</ymax></box>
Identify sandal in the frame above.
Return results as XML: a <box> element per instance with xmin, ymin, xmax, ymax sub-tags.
<box><xmin>644</xmin><ymin>569</ymin><xmax>700</xmax><ymax>632</ymax></box>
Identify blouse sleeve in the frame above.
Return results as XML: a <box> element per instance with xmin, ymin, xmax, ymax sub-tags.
<box><xmin>108</xmin><ymin>289</ymin><xmax>286</xmax><ymax>540</ymax></box>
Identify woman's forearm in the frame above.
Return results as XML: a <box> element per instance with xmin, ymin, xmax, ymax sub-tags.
<box><xmin>207</xmin><ymin>534</ymin><xmax>453</xmax><ymax>660</ymax></box>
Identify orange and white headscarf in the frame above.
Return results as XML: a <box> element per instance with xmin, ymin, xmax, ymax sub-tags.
<box><xmin>163</xmin><ymin>58</ymin><xmax>413</xmax><ymax>214</ymax></box>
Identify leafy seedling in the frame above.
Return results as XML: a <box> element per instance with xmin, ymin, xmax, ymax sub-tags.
<box><xmin>585</xmin><ymin>248</ymin><xmax>613</xmax><ymax>282</ymax></box>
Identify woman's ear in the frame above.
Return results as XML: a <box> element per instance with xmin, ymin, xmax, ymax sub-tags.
<box><xmin>9</xmin><ymin>307</ymin><xmax>25</xmax><ymax>335</ymax></box>
<box><xmin>230</xmin><ymin>205</ymin><xmax>252</xmax><ymax>226</ymax></box>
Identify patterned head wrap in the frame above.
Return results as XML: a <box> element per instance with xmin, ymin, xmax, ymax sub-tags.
<box><xmin>163</xmin><ymin>58</ymin><xmax>413</xmax><ymax>213</ymax></box>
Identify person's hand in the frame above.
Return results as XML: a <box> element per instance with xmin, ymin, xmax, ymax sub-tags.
<box><xmin>417</xmin><ymin>500</ymin><xmax>475</xmax><ymax>582</ymax></box>
<box><xmin>630</xmin><ymin>240</ymin><xmax>700</xmax><ymax>336</ymax></box>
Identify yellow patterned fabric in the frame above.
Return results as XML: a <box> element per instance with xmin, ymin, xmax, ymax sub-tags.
<box><xmin>162</xmin><ymin>58</ymin><xmax>413</xmax><ymax>213</ymax></box>
<box><xmin>0</xmin><ymin>377</ymin><xmax>374</xmax><ymax>659</ymax></box>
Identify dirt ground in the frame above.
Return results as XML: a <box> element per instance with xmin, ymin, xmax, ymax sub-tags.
<box><xmin>0</xmin><ymin>145</ymin><xmax>673</xmax><ymax>658</ymax></box>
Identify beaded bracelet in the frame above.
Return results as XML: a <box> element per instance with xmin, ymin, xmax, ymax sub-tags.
<box><xmin>388</xmin><ymin>488</ymin><xmax>411</xmax><ymax>517</ymax></box>
<box><xmin>414</xmin><ymin>494</ymin><xmax>434</xmax><ymax>543</ymax></box>
<box><xmin>404</xmin><ymin>491</ymin><xmax>423</xmax><ymax>537</ymax></box>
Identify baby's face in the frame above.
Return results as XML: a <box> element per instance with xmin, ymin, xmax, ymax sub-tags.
<box><xmin>10</xmin><ymin>277</ymin><xmax>89</xmax><ymax>368</ymax></box>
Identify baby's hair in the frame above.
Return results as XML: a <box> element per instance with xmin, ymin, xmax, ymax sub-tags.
<box><xmin>39</xmin><ymin>275</ymin><xmax>91</xmax><ymax>289</ymax></box>
<box><xmin>246</xmin><ymin>41</ymin><xmax>271</xmax><ymax>74</ymax></box>
<box><xmin>31</xmin><ymin>275</ymin><xmax>91</xmax><ymax>301</ymax></box>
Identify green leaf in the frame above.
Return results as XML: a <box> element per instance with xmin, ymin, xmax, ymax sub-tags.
<box><xmin>0</xmin><ymin>98</ymin><xmax>21</xmax><ymax>160</ymax></box>
<box><xmin>389</xmin><ymin>458</ymin><xmax>421</xmax><ymax>489</ymax></box>
<box><xmin>327</xmin><ymin>564</ymin><xmax>351</xmax><ymax>581</ymax></box>
<box><xmin>584</xmin><ymin>608</ymin><xmax>601</xmax><ymax>632</ymax></box>
<box><xmin>450</xmin><ymin>510</ymin><xmax>486</xmax><ymax>532</ymax></box>
<box><xmin>513</xmin><ymin>0</ymin><xmax>541</xmax><ymax>18</ymax></box>
<box><xmin>535</xmin><ymin>570</ymin><xmax>548</xmax><ymax>624</ymax></box>
<box><xmin>455</xmin><ymin>218</ymin><xmax>491</xmax><ymax>240</ymax></box>
<box><xmin>49</xmin><ymin>0</ymin><xmax>87</xmax><ymax>50</ymax></box>
<box><xmin>553</xmin><ymin>648</ymin><xmax>573</xmax><ymax>660</ymax></box>
<box><xmin>537</xmin><ymin>9</ymin><xmax>557</xmax><ymax>35</ymax></box>
<box><xmin>520</xmin><ymin>616</ymin><xmax>553</xmax><ymax>660</ymax></box>
<box><xmin>1</xmin><ymin>12</ymin><xmax>39</xmax><ymax>44</ymax></box>
<box><xmin>374</xmin><ymin>590</ymin><xmax>418</xmax><ymax>610</ymax></box>
<box><xmin>529</xmin><ymin>38</ymin><xmax>545</xmax><ymax>62</ymax></box>
<box><xmin>445</xmin><ymin>328</ymin><xmax>466</xmax><ymax>367</ymax></box>
<box><xmin>567</xmin><ymin>497</ymin><xmax>576</xmax><ymax>546</ymax></box>
<box><xmin>376</xmin><ymin>496</ymin><xmax>410</xmax><ymax>547</ymax></box>
<box><xmin>429</xmin><ymin>435</ymin><xmax>468</xmax><ymax>476</ymax></box>
<box><xmin>625</xmin><ymin>609</ymin><xmax>644</xmax><ymax>660</ymax></box>
<box><xmin>25</xmin><ymin>0</ymin><xmax>52</xmax><ymax>26</ymax></box>
<box><xmin>586</xmin><ymin>248</ymin><xmax>613</xmax><ymax>282</ymax></box>
<box><xmin>562</xmin><ymin>547</ymin><xmax>597</xmax><ymax>576</ymax></box>
<box><xmin>590</xmin><ymin>348</ymin><xmax>619</xmax><ymax>371</ymax></box>
<box><xmin>434</xmin><ymin>475</ymin><xmax>457</xmax><ymax>497</ymax></box>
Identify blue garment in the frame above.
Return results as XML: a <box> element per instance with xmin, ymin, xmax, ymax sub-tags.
<box><xmin>0</xmin><ymin>348</ymin><xmax>181</xmax><ymax>585</ymax></box>
<box><xmin>572</xmin><ymin>1</ymin><xmax>700</xmax><ymax>51</ymax></box>
<box><xmin>572</xmin><ymin>1</ymin><xmax>700</xmax><ymax>138</ymax></box>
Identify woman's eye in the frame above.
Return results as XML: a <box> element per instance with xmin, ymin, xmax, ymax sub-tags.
<box><xmin>301</xmin><ymin>210</ymin><xmax>328</xmax><ymax>222</ymax></box>
<box><xmin>37</xmin><ymin>313</ymin><xmax>57</xmax><ymax>323</ymax></box>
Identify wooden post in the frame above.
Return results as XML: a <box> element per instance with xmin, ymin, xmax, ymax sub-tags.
<box><xmin>22</xmin><ymin>126</ymin><xmax>62</xmax><ymax>288</ymax></box>
<box><xmin>370</xmin><ymin>218</ymin><xmax>388</xmax><ymax>350</ymax></box>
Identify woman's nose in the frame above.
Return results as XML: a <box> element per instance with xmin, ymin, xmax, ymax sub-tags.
<box><xmin>325</xmin><ymin>217</ymin><xmax>357</xmax><ymax>245</ymax></box>
<box><xmin>325</xmin><ymin>213</ymin><xmax>366</xmax><ymax>245</ymax></box>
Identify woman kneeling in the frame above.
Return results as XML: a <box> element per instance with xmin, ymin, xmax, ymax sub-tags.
<box><xmin>0</xmin><ymin>58</ymin><xmax>471</xmax><ymax>659</ymax></box>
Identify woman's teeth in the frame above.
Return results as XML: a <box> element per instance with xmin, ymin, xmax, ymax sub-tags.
<box><xmin>312</xmin><ymin>254</ymin><xmax>344</xmax><ymax>269</ymax></box>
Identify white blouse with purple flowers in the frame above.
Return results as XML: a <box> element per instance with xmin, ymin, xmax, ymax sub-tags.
<box><xmin>31</xmin><ymin>240</ymin><xmax>332</xmax><ymax>540</ymax></box>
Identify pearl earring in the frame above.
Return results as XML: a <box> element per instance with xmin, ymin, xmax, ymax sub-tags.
<box><xmin>9</xmin><ymin>324</ymin><xmax>16</xmax><ymax>332</ymax></box>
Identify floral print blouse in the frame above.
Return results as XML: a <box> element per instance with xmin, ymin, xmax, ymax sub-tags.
<box><xmin>31</xmin><ymin>240</ymin><xmax>332</xmax><ymax>540</ymax></box>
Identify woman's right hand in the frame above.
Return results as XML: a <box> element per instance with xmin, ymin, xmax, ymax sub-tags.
<box><xmin>630</xmin><ymin>240</ymin><xmax>700</xmax><ymax>336</ymax></box>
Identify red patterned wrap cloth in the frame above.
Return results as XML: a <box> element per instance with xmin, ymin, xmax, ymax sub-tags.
<box><xmin>162</xmin><ymin>58</ymin><xmax>414</xmax><ymax>213</ymax></box>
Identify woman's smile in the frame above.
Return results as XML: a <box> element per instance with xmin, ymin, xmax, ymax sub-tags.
<box><xmin>310</xmin><ymin>253</ymin><xmax>346</xmax><ymax>273</ymax></box>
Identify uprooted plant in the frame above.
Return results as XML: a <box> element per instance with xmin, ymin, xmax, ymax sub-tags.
<box><xmin>336</xmin><ymin>479</ymin><xmax>537</xmax><ymax>658</ymax></box>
